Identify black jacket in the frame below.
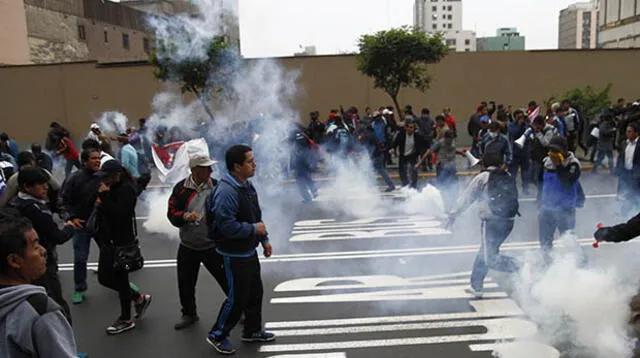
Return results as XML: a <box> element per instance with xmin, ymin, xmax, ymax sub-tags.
<box><xmin>96</xmin><ymin>179</ymin><xmax>137</xmax><ymax>246</ymax></box>
<box><xmin>391</xmin><ymin>130</ymin><xmax>427</xmax><ymax>157</ymax></box>
<box><xmin>58</xmin><ymin>168</ymin><xmax>101</xmax><ymax>221</ymax></box>
<box><xmin>617</xmin><ymin>139</ymin><xmax>640</xmax><ymax>180</ymax></box>
<box><xmin>596</xmin><ymin>211</ymin><xmax>640</xmax><ymax>243</ymax></box>
<box><xmin>9</xmin><ymin>194</ymin><xmax>74</xmax><ymax>264</ymax></box>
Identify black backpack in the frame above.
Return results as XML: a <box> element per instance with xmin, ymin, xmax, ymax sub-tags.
<box><xmin>487</xmin><ymin>169</ymin><xmax>520</xmax><ymax>218</ymax></box>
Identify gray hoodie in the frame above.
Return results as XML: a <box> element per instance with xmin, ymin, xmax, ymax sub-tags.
<box><xmin>0</xmin><ymin>284</ymin><xmax>77</xmax><ymax>358</ymax></box>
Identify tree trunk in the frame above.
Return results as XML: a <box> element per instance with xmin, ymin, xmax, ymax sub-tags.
<box><xmin>191</xmin><ymin>86</ymin><xmax>215</xmax><ymax>122</ymax></box>
<box><xmin>391</xmin><ymin>92</ymin><xmax>403</xmax><ymax>124</ymax></box>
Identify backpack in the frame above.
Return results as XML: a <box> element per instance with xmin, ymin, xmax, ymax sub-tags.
<box><xmin>487</xmin><ymin>169</ymin><xmax>520</xmax><ymax>218</ymax></box>
<box><xmin>483</xmin><ymin>135</ymin><xmax>506</xmax><ymax>160</ymax></box>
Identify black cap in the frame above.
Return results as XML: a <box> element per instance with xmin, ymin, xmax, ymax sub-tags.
<box><xmin>95</xmin><ymin>160</ymin><xmax>123</xmax><ymax>177</ymax></box>
<box><xmin>548</xmin><ymin>136</ymin><xmax>568</xmax><ymax>151</ymax></box>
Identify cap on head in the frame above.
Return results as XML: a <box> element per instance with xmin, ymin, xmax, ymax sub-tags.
<box><xmin>95</xmin><ymin>159</ymin><xmax>123</xmax><ymax>177</ymax></box>
<box><xmin>90</xmin><ymin>123</ymin><xmax>100</xmax><ymax>130</ymax></box>
<box><xmin>189</xmin><ymin>155</ymin><xmax>217</xmax><ymax>169</ymax></box>
<box><xmin>548</xmin><ymin>136</ymin><xmax>568</xmax><ymax>152</ymax></box>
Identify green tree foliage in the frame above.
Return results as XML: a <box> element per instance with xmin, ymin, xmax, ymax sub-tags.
<box><xmin>150</xmin><ymin>36</ymin><xmax>235</xmax><ymax>121</ymax></box>
<box><xmin>546</xmin><ymin>84</ymin><xmax>612</xmax><ymax>121</ymax></box>
<box><xmin>357</xmin><ymin>26</ymin><xmax>449</xmax><ymax>115</ymax></box>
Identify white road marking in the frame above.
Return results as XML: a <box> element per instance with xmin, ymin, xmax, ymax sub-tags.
<box><xmin>470</xmin><ymin>342</ymin><xmax>560</xmax><ymax>357</ymax></box>
<box><xmin>259</xmin><ymin>318</ymin><xmax>537</xmax><ymax>353</ymax></box>
<box><xmin>265</xmin><ymin>299</ymin><xmax>523</xmax><ymax>329</ymax></box>
<box><xmin>270</xmin><ymin>284</ymin><xmax>507</xmax><ymax>304</ymax></box>
<box><xmin>56</xmin><ymin>238</ymin><xmax>602</xmax><ymax>271</ymax></box>
<box><xmin>266</xmin><ymin>354</ymin><xmax>347</xmax><ymax>358</ymax></box>
<box><xmin>268</xmin><ymin>318</ymin><xmax>529</xmax><ymax>337</ymax></box>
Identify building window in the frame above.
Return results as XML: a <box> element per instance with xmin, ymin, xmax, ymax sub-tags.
<box><xmin>448</xmin><ymin>5</ymin><xmax>452</xmax><ymax>11</ymax></box>
<box><xmin>432</xmin><ymin>24</ymin><xmax>437</xmax><ymax>30</ymax></box>
<box><xmin>446</xmin><ymin>39</ymin><xmax>457</xmax><ymax>46</ymax></box>
<box><xmin>447</xmin><ymin>23</ymin><xmax>452</xmax><ymax>29</ymax></box>
<box><xmin>432</xmin><ymin>6</ymin><xmax>437</xmax><ymax>11</ymax></box>
<box><xmin>442</xmin><ymin>14</ymin><xmax>446</xmax><ymax>19</ymax></box>
<box><xmin>122</xmin><ymin>33</ymin><xmax>130</xmax><ymax>49</ymax></box>
<box><xmin>465</xmin><ymin>48</ymin><xmax>470</xmax><ymax>52</ymax></box>
<box><xmin>442</xmin><ymin>5</ymin><xmax>446</xmax><ymax>10</ymax></box>
<box><xmin>465</xmin><ymin>39</ymin><xmax>470</xmax><ymax>45</ymax></box>
<box><xmin>442</xmin><ymin>23</ymin><xmax>447</xmax><ymax>28</ymax></box>
<box><xmin>104</xmin><ymin>30</ymin><xmax>108</xmax><ymax>43</ymax></box>
<box><xmin>77</xmin><ymin>25</ymin><xmax>86</xmax><ymax>41</ymax></box>
<box><xmin>143</xmin><ymin>38</ymin><xmax>150</xmax><ymax>54</ymax></box>
<box><xmin>432</xmin><ymin>14</ymin><xmax>438</xmax><ymax>20</ymax></box>
<box><xmin>447</xmin><ymin>14</ymin><xmax>452</xmax><ymax>20</ymax></box>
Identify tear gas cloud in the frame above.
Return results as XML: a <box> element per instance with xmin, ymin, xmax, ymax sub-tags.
<box><xmin>96</xmin><ymin>111</ymin><xmax>128</xmax><ymax>134</ymax></box>
<box><xmin>508</xmin><ymin>235</ymin><xmax>637</xmax><ymax>358</ymax></box>
<box><xmin>114</xmin><ymin>1</ymin><xmax>639</xmax><ymax>357</ymax></box>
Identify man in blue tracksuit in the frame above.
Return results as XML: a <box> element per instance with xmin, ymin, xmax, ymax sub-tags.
<box><xmin>206</xmin><ymin>145</ymin><xmax>275</xmax><ymax>355</ymax></box>
<box><xmin>538</xmin><ymin>136</ymin><xmax>583</xmax><ymax>253</ymax></box>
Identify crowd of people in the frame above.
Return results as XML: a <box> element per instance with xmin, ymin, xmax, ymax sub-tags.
<box><xmin>0</xmin><ymin>136</ymin><xmax>273</xmax><ymax>356</ymax></box>
<box><xmin>1</xmin><ymin>95</ymin><xmax>640</xmax><ymax>356</ymax></box>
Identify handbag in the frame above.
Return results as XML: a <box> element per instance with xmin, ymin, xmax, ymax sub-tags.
<box><xmin>112</xmin><ymin>211</ymin><xmax>144</xmax><ymax>272</ymax></box>
<box><xmin>85</xmin><ymin>202</ymin><xmax>100</xmax><ymax>235</ymax></box>
<box><xmin>113</xmin><ymin>239</ymin><xmax>144</xmax><ymax>272</ymax></box>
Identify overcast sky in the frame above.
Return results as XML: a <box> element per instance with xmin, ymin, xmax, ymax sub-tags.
<box><xmin>237</xmin><ymin>0</ymin><xmax>583</xmax><ymax>58</ymax></box>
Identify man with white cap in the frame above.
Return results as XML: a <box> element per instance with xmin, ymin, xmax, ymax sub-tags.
<box><xmin>86</xmin><ymin>124</ymin><xmax>101</xmax><ymax>144</ymax></box>
<box><xmin>167</xmin><ymin>154</ymin><xmax>227</xmax><ymax>330</ymax></box>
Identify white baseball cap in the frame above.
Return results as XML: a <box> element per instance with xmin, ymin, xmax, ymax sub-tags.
<box><xmin>90</xmin><ymin>123</ymin><xmax>100</xmax><ymax>130</ymax></box>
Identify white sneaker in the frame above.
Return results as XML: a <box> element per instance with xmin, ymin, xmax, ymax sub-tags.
<box><xmin>464</xmin><ymin>287</ymin><xmax>484</xmax><ymax>298</ymax></box>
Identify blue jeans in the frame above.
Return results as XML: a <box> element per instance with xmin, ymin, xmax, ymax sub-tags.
<box><xmin>73</xmin><ymin>229</ymin><xmax>94</xmax><ymax>292</ymax></box>
<box><xmin>538</xmin><ymin>208</ymin><xmax>576</xmax><ymax>253</ymax></box>
<box><xmin>593</xmin><ymin>149</ymin><xmax>614</xmax><ymax>172</ymax></box>
<box><xmin>295</xmin><ymin>155</ymin><xmax>318</xmax><ymax>202</ymax></box>
<box><xmin>398</xmin><ymin>154</ymin><xmax>418</xmax><ymax>188</ymax></box>
<box><xmin>471</xmin><ymin>219</ymin><xmax>518</xmax><ymax>291</ymax></box>
<box><xmin>373</xmin><ymin>155</ymin><xmax>395</xmax><ymax>188</ymax></box>
<box><xmin>436</xmin><ymin>162</ymin><xmax>457</xmax><ymax>210</ymax></box>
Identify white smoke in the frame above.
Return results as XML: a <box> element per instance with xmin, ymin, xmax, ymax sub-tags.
<box><xmin>146</xmin><ymin>0</ymin><xmax>230</xmax><ymax>62</ymax></box>
<box><xmin>96</xmin><ymin>111</ymin><xmax>129</xmax><ymax>134</ymax></box>
<box><xmin>141</xmin><ymin>189</ymin><xmax>178</xmax><ymax>239</ymax></box>
<box><xmin>509</xmin><ymin>234</ymin><xmax>637</xmax><ymax>358</ymax></box>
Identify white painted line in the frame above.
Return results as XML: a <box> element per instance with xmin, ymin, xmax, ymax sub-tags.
<box><xmin>275</xmin><ymin>277</ymin><xmax>471</xmax><ymax>292</ymax></box>
<box><xmin>270</xmin><ymin>284</ymin><xmax>507</xmax><ymax>304</ymax></box>
<box><xmin>265</xmin><ymin>299</ymin><xmax>523</xmax><ymax>329</ymax></box>
<box><xmin>259</xmin><ymin>318</ymin><xmax>537</xmax><ymax>353</ymax></box>
<box><xmin>56</xmin><ymin>238</ymin><xmax>601</xmax><ymax>271</ymax></box>
<box><xmin>269</xmin><ymin>318</ymin><xmax>523</xmax><ymax>337</ymax></box>
<box><xmin>470</xmin><ymin>342</ymin><xmax>560</xmax><ymax>357</ymax></box>
<box><xmin>266</xmin><ymin>354</ymin><xmax>347</xmax><ymax>358</ymax></box>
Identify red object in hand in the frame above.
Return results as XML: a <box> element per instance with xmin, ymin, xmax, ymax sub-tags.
<box><xmin>593</xmin><ymin>223</ymin><xmax>604</xmax><ymax>248</ymax></box>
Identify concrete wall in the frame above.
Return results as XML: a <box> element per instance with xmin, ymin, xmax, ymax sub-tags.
<box><xmin>0</xmin><ymin>0</ymin><xmax>31</xmax><ymax>65</ymax></box>
<box><xmin>0</xmin><ymin>50</ymin><xmax>639</xmax><ymax>147</ymax></box>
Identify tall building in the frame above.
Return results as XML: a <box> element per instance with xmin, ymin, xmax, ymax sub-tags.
<box><xmin>597</xmin><ymin>0</ymin><xmax>640</xmax><ymax>48</ymax></box>
<box><xmin>476</xmin><ymin>28</ymin><xmax>526</xmax><ymax>51</ymax></box>
<box><xmin>413</xmin><ymin>0</ymin><xmax>476</xmax><ymax>52</ymax></box>
<box><xmin>558</xmin><ymin>2</ymin><xmax>598</xmax><ymax>49</ymax></box>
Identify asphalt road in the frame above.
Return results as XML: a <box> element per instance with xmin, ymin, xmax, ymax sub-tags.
<box><xmin>54</xmin><ymin>172</ymin><xmax>639</xmax><ymax>358</ymax></box>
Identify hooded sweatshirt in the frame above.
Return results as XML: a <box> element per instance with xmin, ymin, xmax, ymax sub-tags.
<box><xmin>0</xmin><ymin>284</ymin><xmax>77</xmax><ymax>358</ymax></box>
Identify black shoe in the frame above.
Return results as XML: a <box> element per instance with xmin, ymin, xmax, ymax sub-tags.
<box><xmin>174</xmin><ymin>315</ymin><xmax>199</xmax><ymax>330</ymax></box>
<box><xmin>134</xmin><ymin>294</ymin><xmax>152</xmax><ymax>320</ymax></box>
<box><xmin>384</xmin><ymin>186</ymin><xmax>395</xmax><ymax>192</ymax></box>
<box><xmin>242</xmin><ymin>330</ymin><xmax>276</xmax><ymax>342</ymax></box>
<box><xmin>106</xmin><ymin>319</ymin><xmax>135</xmax><ymax>335</ymax></box>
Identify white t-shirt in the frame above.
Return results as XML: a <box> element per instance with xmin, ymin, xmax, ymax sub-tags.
<box><xmin>404</xmin><ymin>133</ymin><xmax>415</xmax><ymax>156</ymax></box>
<box><xmin>625</xmin><ymin>139</ymin><xmax>637</xmax><ymax>170</ymax></box>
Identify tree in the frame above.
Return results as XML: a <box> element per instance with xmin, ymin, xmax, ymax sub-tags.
<box><xmin>546</xmin><ymin>84</ymin><xmax>612</xmax><ymax>122</ymax></box>
<box><xmin>150</xmin><ymin>36</ymin><xmax>237</xmax><ymax>121</ymax></box>
<box><xmin>356</xmin><ymin>26</ymin><xmax>449</xmax><ymax>116</ymax></box>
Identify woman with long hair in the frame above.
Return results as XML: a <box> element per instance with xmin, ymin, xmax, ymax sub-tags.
<box><xmin>94</xmin><ymin>160</ymin><xmax>151</xmax><ymax>334</ymax></box>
